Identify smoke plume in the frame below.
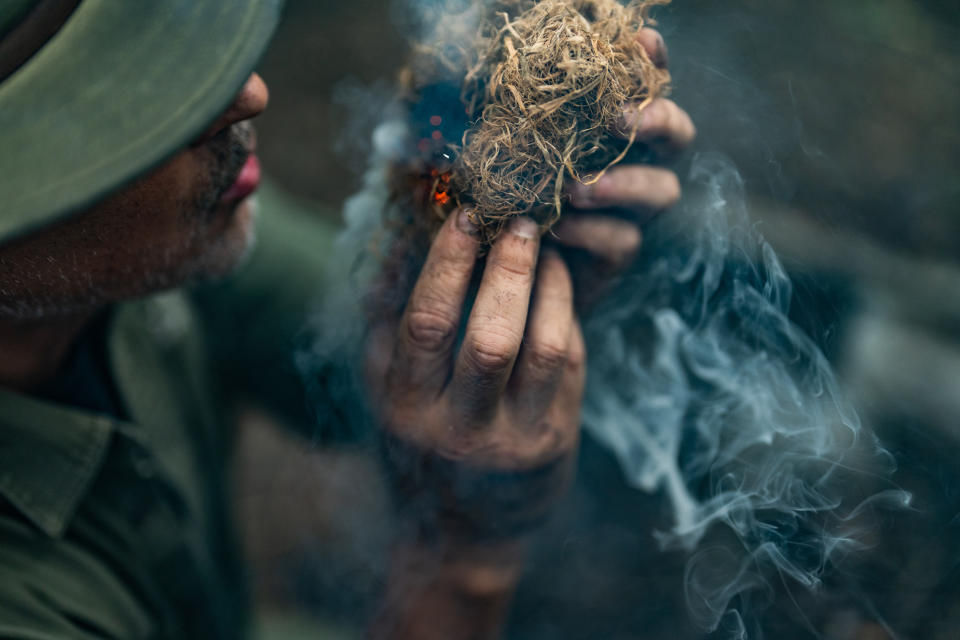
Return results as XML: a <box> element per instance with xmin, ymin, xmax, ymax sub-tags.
<box><xmin>298</xmin><ymin>3</ymin><xmax>911</xmax><ymax>636</ymax></box>
<box><xmin>581</xmin><ymin>150</ymin><xmax>910</xmax><ymax>634</ymax></box>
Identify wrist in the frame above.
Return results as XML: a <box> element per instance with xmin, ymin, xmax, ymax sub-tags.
<box><xmin>379</xmin><ymin>429</ymin><xmax>576</xmax><ymax>543</ymax></box>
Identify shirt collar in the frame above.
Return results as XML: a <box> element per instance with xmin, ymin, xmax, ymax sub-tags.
<box><xmin>0</xmin><ymin>293</ymin><xmax>197</xmax><ymax>538</ymax></box>
<box><xmin>0</xmin><ymin>375</ymin><xmax>116</xmax><ymax>538</ymax></box>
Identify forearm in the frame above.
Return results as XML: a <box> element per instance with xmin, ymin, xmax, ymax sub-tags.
<box><xmin>369</xmin><ymin>536</ymin><xmax>527</xmax><ymax>640</ymax></box>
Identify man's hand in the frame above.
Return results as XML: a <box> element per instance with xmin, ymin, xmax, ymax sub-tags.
<box><xmin>366</xmin><ymin>27</ymin><xmax>693</xmax><ymax>640</ymax></box>
<box><xmin>552</xmin><ymin>28</ymin><xmax>695</xmax><ymax>308</ymax></box>
<box><xmin>369</xmin><ymin>209</ymin><xmax>584</xmax><ymax>532</ymax></box>
<box><xmin>367</xmin><ymin>210</ymin><xmax>584</xmax><ymax>639</ymax></box>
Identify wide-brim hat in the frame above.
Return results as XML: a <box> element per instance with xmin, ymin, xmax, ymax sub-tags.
<box><xmin>0</xmin><ymin>0</ymin><xmax>282</xmax><ymax>245</ymax></box>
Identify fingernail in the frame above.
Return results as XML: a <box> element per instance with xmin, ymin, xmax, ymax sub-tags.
<box><xmin>593</xmin><ymin>174</ymin><xmax>613</xmax><ymax>192</ymax></box>
<box><xmin>656</xmin><ymin>33</ymin><xmax>669</xmax><ymax>67</ymax></box>
<box><xmin>575</xmin><ymin>175</ymin><xmax>614</xmax><ymax>207</ymax></box>
<box><xmin>568</xmin><ymin>182</ymin><xmax>594</xmax><ymax>208</ymax></box>
<box><xmin>509</xmin><ymin>216</ymin><xmax>538</xmax><ymax>239</ymax></box>
<box><xmin>456</xmin><ymin>207</ymin><xmax>479</xmax><ymax>236</ymax></box>
<box><xmin>618</xmin><ymin>103</ymin><xmax>643</xmax><ymax>135</ymax></box>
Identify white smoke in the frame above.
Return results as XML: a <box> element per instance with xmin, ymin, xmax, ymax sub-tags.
<box><xmin>581</xmin><ymin>151</ymin><xmax>910</xmax><ymax>634</ymax></box>
<box><xmin>296</xmin><ymin>116</ymin><xmax>409</xmax><ymax>443</ymax></box>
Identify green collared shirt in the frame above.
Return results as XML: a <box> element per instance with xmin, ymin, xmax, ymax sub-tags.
<box><xmin>0</xmin><ymin>182</ymin><xmax>341</xmax><ymax>639</ymax></box>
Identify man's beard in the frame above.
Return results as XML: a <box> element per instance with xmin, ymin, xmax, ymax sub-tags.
<box><xmin>191</xmin><ymin>120</ymin><xmax>255</xmax><ymax>218</ymax></box>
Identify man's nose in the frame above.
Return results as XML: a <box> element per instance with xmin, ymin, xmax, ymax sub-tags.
<box><xmin>192</xmin><ymin>73</ymin><xmax>269</xmax><ymax>145</ymax></box>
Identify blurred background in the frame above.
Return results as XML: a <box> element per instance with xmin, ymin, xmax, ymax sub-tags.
<box><xmin>237</xmin><ymin>1</ymin><xmax>960</xmax><ymax>638</ymax></box>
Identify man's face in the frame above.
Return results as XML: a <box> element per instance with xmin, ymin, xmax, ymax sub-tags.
<box><xmin>0</xmin><ymin>73</ymin><xmax>269</xmax><ymax>319</ymax></box>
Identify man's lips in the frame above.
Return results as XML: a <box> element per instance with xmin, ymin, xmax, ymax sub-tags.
<box><xmin>220</xmin><ymin>153</ymin><xmax>261</xmax><ymax>203</ymax></box>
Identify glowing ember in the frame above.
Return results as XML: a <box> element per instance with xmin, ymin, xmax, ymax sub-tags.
<box><xmin>431</xmin><ymin>169</ymin><xmax>452</xmax><ymax>205</ymax></box>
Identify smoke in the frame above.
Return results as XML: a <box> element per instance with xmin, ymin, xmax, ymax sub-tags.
<box><xmin>582</xmin><ymin>150</ymin><xmax>910</xmax><ymax>633</ymax></box>
<box><xmin>296</xmin><ymin>115</ymin><xmax>408</xmax><ymax>444</ymax></box>
<box><xmin>297</xmin><ymin>2</ymin><xmax>912</xmax><ymax>637</ymax></box>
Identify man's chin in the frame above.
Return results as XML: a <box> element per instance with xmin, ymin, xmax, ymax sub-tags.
<box><xmin>193</xmin><ymin>194</ymin><xmax>260</xmax><ymax>281</ymax></box>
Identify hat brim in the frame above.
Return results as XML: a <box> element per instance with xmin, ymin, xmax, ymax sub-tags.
<box><xmin>0</xmin><ymin>0</ymin><xmax>282</xmax><ymax>244</ymax></box>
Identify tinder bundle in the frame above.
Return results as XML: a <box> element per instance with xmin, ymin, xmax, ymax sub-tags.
<box><xmin>400</xmin><ymin>0</ymin><xmax>672</xmax><ymax>243</ymax></box>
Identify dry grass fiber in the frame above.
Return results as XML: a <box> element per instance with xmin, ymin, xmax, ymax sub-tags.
<box><xmin>400</xmin><ymin>0</ymin><xmax>672</xmax><ymax>243</ymax></box>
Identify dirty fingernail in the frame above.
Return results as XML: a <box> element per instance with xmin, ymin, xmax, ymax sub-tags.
<box><xmin>457</xmin><ymin>207</ymin><xmax>479</xmax><ymax>236</ymax></box>
<box><xmin>573</xmin><ymin>176</ymin><xmax>614</xmax><ymax>208</ymax></box>
<box><xmin>509</xmin><ymin>216</ymin><xmax>538</xmax><ymax>239</ymax></box>
<box><xmin>656</xmin><ymin>32</ymin><xmax>669</xmax><ymax>67</ymax></box>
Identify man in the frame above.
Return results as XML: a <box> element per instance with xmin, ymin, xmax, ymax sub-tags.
<box><xmin>0</xmin><ymin>1</ymin><xmax>694</xmax><ymax>638</ymax></box>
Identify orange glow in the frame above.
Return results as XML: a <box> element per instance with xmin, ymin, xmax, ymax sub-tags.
<box><xmin>431</xmin><ymin>170</ymin><xmax>452</xmax><ymax>205</ymax></box>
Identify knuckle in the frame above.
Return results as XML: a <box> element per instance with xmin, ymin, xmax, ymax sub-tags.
<box><xmin>493</xmin><ymin>259</ymin><xmax>534</xmax><ymax>280</ymax></box>
<box><xmin>490</xmin><ymin>246</ymin><xmax>536</xmax><ymax>281</ymax></box>
<box><xmin>527</xmin><ymin>339</ymin><xmax>570</xmax><ymax>373</ymax></box>
<box><xmin>405</xmin><ymin>307</ymin><xmax>458</xmax><ymax>351</ymax></box>
<box><xmin>466</xmin><ymin>333</ymin><xmax>519</xmax><ymax>373</ymax></box>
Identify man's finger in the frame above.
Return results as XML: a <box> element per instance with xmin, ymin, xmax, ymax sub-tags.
<box><xmin>509</xmin><ymin>250</ymin><xmax>574</xmax><ymax>421</ymax></box>
<box><xmin>637</xmin><ymin>27</ymin><xmax>668</xmax><ymax>69</ymax></box>
<box><xmin>568</xmin><ymin>165</ymin><xmax>680</xmax><ymax>217</ymax></box>
<box><xmin>452</xmin><ymin>216</ymin><xmax>540</xmax><ymax>425</ymax></box>
<box><xmin>389</xmin><ymin>208</ymin><xmax>479</xmax><ymax>399</ymax></box>
<box><xmin>616</xmin><ymin>98</ymin><xmax>696</xmax><ymax>158</ymax></box>
<box><xmin>549</xmin><ymin>214</ymin><xmax>643</xmax><ymax>266</ymax></box>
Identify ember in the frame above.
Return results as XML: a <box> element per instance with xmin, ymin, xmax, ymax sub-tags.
<box><xmin>431</xmin><ymin>168</ymin><xmax>452</xmax><ymax>205</ymax></box>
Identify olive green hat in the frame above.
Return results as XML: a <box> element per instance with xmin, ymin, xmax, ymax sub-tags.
<box><xmin>0</xmin><ymin>0</ymin><xmax>282</xmax><ymax>245</ymax></box>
